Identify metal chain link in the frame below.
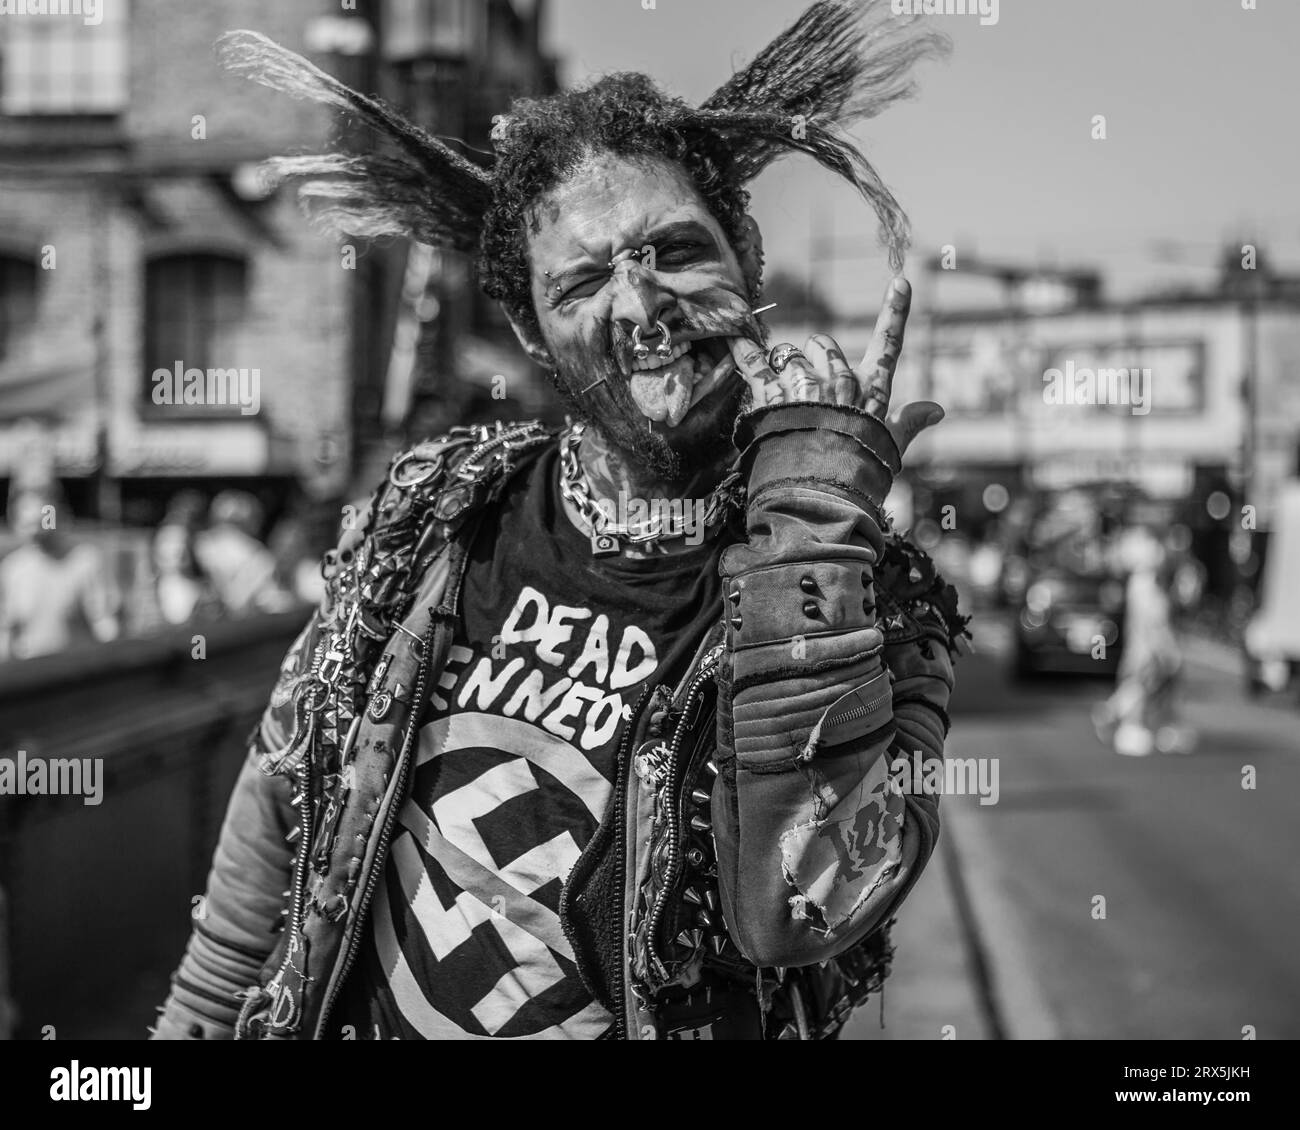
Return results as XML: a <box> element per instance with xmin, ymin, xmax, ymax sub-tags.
<box><xmin>558</xmin><ymin>423</ymin><xmax>742</xmax><ymax>551</ymax></box>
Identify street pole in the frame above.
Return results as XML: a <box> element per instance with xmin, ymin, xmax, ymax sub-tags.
<box><xmin>922</xmin><ymin>254</ymin><xmax>938</xmax><ymax>405</ymax></box>
<box><xmin>92</xmin><ymin>179</ymin><xmax>119</xmax><ymax>523</ymax></box>
<box><xmin>1125</xmin><ymin>302</ymin><xmax>1142</xmax><ymax>499</ymax></box>
<box><xmin>1243</xmin><ymin>283</ymin><xmax>1259</xmax><ymax>513</ymax></box>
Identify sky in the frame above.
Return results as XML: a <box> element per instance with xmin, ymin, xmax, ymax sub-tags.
<box><xmin>545</xmin><ymin>0</ymin><xmax>1300</xmax><ymax>321</ymax></box>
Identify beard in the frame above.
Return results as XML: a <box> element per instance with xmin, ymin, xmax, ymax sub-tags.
<box><xmin>549</xmin><ymin>288</ymin><xmax>764</xmax><ymax>483</ymax></box>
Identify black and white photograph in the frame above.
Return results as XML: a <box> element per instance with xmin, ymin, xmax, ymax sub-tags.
<box><xmin>0</xmin><ymin>0</ymin><xmax>1293</xmax><ymax>1110</ymax></box>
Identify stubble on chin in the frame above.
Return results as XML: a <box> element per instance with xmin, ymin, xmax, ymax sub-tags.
<box><xmin>550</xmin><ymin>314</ymin><xmax>759</xmax><ymax>484</ymax></box>
<box><xmin>553</xmin><ymin>357</ymin><xmax>749</xmax><ymax>484</ymax></box>
<box><xmin>551</xmin><ymin>360</ymin><xmax>678</xmax><ymax>481</ymax></box>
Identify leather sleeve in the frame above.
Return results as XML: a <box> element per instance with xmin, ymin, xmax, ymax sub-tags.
<box><xmin>712</xmin><ymin>402</ymin><xmax>964</xmax><ymax>968</ymax></box>
<box><xmin>151</xmin><ymin>613</ymin><xmax>321</xmax><ymax>1039</ymax></box>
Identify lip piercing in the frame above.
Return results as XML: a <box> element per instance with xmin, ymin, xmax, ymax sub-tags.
<box><xmin>631</xmin><ymin>321</ymin><xmax>673</xmax><ymax>361</ymax></box>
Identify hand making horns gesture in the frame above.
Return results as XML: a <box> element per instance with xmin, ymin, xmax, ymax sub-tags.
<box><xmin>728</xmin><ymin>277</ymin><xmax>945</xmax><ymax>458</ymax></box>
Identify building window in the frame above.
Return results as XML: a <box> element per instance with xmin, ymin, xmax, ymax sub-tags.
<box><xmin>143</xmin><ymin>253</ymin><xmax>248</xmax><ymax>413</ymax></box>
<box><xmin>382</xmin><ymin>0</ymin><xmax>484</xmax><ymax>61</ymax></box>
<box><xmin>0</xmin><ymin>253</ymin><xmax>39</xmax><ymax>360</ymax></box>
<box><xmin>0</xmin><ymin>1</ymin><xmax>129</xmax><ymax>116</ymax></box>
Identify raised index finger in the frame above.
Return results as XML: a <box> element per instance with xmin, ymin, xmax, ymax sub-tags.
<box><xmin>859</xmin><ymin>277</ymin><xmax>912</xmax><ymax>418</ymax></box>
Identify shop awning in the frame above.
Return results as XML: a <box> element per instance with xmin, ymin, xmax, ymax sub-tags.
<box><xmin>0</xmin><ymin>348</ymin><xmax>97</xmax><ymax>422</ymax></box>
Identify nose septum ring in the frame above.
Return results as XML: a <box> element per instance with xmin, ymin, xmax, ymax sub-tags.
<box><xmin>631</xmin><ymin>321</ymin><xmax>674</xmax><ymax>361</ymax></box>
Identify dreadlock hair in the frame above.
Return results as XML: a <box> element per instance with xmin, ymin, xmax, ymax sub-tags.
<box><xmin>217</xmin><ymin>0</ymin><xmax>948</xmax><ymax>340</ymax></box>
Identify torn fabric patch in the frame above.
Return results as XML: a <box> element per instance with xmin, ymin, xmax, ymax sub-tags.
<box><xmin>778</xmin><ymin>752</ymin><xmax>905</xmax><ymax>932</ymax></box>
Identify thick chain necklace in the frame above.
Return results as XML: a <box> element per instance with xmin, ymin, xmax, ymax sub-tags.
<box><xmin>557</xmin><ymin>422</ymin><xmax>743</xmax><ymax>557</ymax></box>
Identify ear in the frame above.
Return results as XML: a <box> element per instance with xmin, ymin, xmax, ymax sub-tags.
<box><xmin>504</xmin><ymin>302</ymin><xmax>556</xmax><ymax>369</ymax></box>
<box><xmin>733</xmin><ymin>214</ymin><xmax>765</xmax><ymax>302</ymax></box>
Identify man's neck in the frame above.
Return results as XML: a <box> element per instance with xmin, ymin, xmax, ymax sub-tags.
<box><xmin>568</xmin><ymin>423</ymin><xmax>734</xmax><ymax>559</ymax></box>
<box><xmin>577</xmin><ymin>423</ymin><xmax>731</xmax><ymax>510</ymax></box>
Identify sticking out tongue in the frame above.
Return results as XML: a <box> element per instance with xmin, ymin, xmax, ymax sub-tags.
<box><xmin>629</xmin><ymin>354</ymin><xmax>696</xmax><ymax>427</ymax></box>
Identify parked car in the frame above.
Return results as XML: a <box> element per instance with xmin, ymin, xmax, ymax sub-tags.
<box><xmin>1006</xmin><ymin>485</ymin><xmax>1130</xmax><ymax>678</ymax></box>
<box><xmin>1014</xmin><ymin>567</ymin><xmax>1125</xmax><ymax>678</ymax></box>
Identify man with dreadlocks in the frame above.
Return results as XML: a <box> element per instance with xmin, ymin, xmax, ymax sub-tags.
<box><xmin>154</xmin><ymin>0</ymin><xmax>966</xmax><ymax>1041</ymax></box>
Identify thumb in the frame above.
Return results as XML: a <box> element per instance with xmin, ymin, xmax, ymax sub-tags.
<box><xmin>889</xmin><ymin>400</ymin><xmax>945</xmax><ymax>456</ymax></box>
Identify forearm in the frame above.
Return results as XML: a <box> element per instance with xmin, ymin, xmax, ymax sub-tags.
<box><xmin>713</xmin><ymin>402</ymin><xmax>963</xmax><ymax>966</ymax></box>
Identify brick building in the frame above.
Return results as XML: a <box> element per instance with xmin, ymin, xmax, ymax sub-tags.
<box><xmin>0</xmin><ymin>0</ymin><xmax>557</xmax><ymax>530</ymax></box>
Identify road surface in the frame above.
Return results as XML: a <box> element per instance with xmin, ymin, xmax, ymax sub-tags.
<box><xmin>849</xmin><ymin>612</ymin><xmax>1300</xmax><ymax>1040</ymax></box>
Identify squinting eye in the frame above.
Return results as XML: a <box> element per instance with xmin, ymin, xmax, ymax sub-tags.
<box><xmin>656</xmin><ymin>242</ymin><xmax>705</xmax><ymax>266</ymax></box>
<box><xmin>561</xmin><ymin>276</ymin><xmax>606</xmax><ymax>301</ymax></box>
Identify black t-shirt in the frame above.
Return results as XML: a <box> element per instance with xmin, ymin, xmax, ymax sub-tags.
<box><xmin>333</xmin><ymin>443</ymin><xmax>724</xmax><ymax>1039</ymax></box>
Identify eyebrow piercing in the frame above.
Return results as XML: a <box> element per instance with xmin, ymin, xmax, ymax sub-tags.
<box><xmin>608</xmin><ymin>247</ymin><xmax>644</xmax><ymax>270</ymax></box>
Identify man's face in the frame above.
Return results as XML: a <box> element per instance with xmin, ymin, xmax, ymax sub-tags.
<box><xmin>525</xmin><ymin>151</ymin><xmax>759</xmax><ymax>480</ymax></box>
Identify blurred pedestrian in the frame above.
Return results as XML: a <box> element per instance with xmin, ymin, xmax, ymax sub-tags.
<box><xmin>267</xmin><ymin>509</ymin><xmax>325</xmax><ymax>607</ymax></box>
<box><xmin>193</xmin><ymin>491</ymin><xmax>292</xmax><ymax>615</ymax></box>
<box><xmin>0</xmin><ymin>485</ymin><xmax>119</xmax><ymax>661</ymax></box>
<box><xmin>1092</xmin><ymin>526</ymin><xmax>1196</xmax><ymax>756</ymax></box>
<box><xmin>153</xmin><ymin>492</ymin><xmax>219</xmax><ymax>625</ymax></box>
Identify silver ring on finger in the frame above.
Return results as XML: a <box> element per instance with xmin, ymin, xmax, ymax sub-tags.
<box><xmin>768</xmin><ymin>343</ymin><xmax>808</xmax><ymax>373</ymax></box>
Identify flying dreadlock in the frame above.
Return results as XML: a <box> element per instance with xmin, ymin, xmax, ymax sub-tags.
<box><xmin>216</xmin><ymin>0</ymin><xmax>948</xmax><ymax>335</ymax></box>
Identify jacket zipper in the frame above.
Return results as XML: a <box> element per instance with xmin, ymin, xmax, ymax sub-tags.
<box><xmin>643</xmin><ymin>644</ymin><xmax>722</xmax><ymax>981</ymax></box>
<box><xmin>828</xmin><ymin>688</ymin><xmax>892</xmax><ymax>727</ymax></box>
<box><xmin>313</xmin><ymin>612</ymin><xmax>438</xmax><ymax>1037</ymax></box>
<box><xmin>259</xmin><ymin>644</ymin><xmax>328</xmax><ymax>1031</ymax></box>
<box><xmin>612</xmin><ymin>683</ymin><xmax>652</xmax><ymax>1040</ymax></box>
<box><xmin>269</xmin><ymin>763</ymin><xmax>315</xmax><ymax>1027</ymax></box>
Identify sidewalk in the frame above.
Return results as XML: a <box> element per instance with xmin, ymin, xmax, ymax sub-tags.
<box><xmin>843</xmin><ymin>812</ymin><xmax>995</xmax><ymax>1041</ymax></box>
<box><xmin>1180</xmin><ymin>626</ymin><xmax>1245</xmax><ymax>679</ymax></box>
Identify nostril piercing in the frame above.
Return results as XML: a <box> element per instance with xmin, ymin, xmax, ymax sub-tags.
<box><xmin>631</xmin><ymin>324</ymin><xmax>649</xmax><ymax>361</ymax></box>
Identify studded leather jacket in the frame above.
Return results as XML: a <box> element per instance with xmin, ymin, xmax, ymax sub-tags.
<box><xmin>153</xmin><ymin>402</ymin><xmax>966</xmax><ymax>1041</ymax></box>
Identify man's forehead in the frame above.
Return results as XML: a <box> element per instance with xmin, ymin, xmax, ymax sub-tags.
<box><xmin>530</xmin><ymin>154</ymin><xmax>721</xmax><ymax>267</ymax></box>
